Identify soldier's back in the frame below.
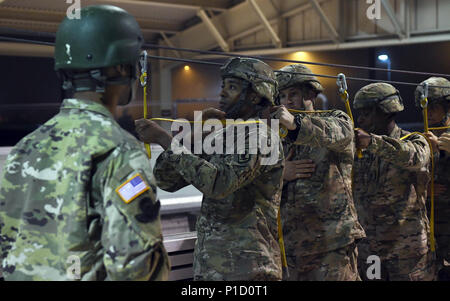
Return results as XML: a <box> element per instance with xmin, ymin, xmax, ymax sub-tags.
<box><xmin>434</xmin><ymin>128</ymin><xmax>450</xmax><ymax>267</ymax></box>
<box><xmin>0</xmin><ymin>98</ymin><xmax>158</xmax><ymax>280</ymax></box>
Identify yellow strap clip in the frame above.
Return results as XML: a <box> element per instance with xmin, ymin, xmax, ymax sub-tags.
<box><xmin>337</xmin><ymin>73</ymin><xmax>362</xmax><ymax>159</ymax></box>
<box><xmin>420</xmin><ymin>82</ymin><xmax>429</xmax><ymax>133</ymax></box>
<box><xmin>417</xmin><ymin>83</ymin><xmax>436</xmax><ymax>257</ymax></box>
<box><xmin>140</xmin><ymin>50</ymin><xmax>151</xmax><ymax>158</ymax></box>
<box><xmin>277</xmin><ymin>209</ymin><xmax>289</xmax><ymax>278</ymax></box>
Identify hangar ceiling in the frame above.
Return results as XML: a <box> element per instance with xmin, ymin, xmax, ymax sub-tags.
<box><xmin>0</xmin><ymin>0</ymin><xmax>449</xmax><ymax>57</ymax></box>
<box><xmin>0</xmin><ymin>0</ymin><xmax>242</xmax><ymax>43</ymax></box>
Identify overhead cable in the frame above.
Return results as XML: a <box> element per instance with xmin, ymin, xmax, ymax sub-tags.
<box><xmin>1</xmin><ymin>36</ymin><xmax>449</xmax><ymax>79</ymax></box>
<box><xmin>1</xmin><ymin>36</ymin><xmax>449</xmax><ymax>88</ymax></box>
<box><xmin>147</xmin><ymin>54</ymin><xmax>450</xmax><ymax>88</ymax></box>
<box><xmin>145</xmin><ymin>43</ymin><xmax>450</xmax><ymax>78</ymax></box>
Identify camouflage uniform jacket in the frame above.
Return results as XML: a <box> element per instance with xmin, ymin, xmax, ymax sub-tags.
<box><xmin>353</xmin><ymin>124</ymin><xmax>431</xmax><ymax>261</ymax></box>
<box><xmin>0</xmin><ymin>98</ymin><xmax>170</xmax><ymax>280</ymax></box>
<box><xmin>154</xmin><ymin>121</ymin><xmax>284</xmax><ymax>280</ymax></box>
<box><xmin>281</xmin><ymin>110</ymin><xmax>365</xmax><ymax>257</ymax></box>
<box><xmin>433</xmin><ymin>126</ymin><xmax>450</xmax><ymax>260</ymax></box>
<box><xmin>434</xmin><ymin>127</ymin><xmax>450</xmax><ymax>204</ymax></box>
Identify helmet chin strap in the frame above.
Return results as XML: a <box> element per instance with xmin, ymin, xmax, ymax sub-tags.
<box><xmin>119</xmin><ymin>83</ymin><xmax>134</xmax><ymax>106</ymax></box>
<box><xmin>60</xmin><ymin>70</ymin><xmax>103</xmax><ymax>94</ymax></box>
<box><xmin>61</xmin><ymin>66</ymin><xmax>136</xmax><ymax>96</ymax></box>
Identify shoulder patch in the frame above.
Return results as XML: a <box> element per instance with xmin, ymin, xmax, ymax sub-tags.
<box><xmin>238</xmin><ymin>153</ymin><xmax>251</xmax><ymax>164</ymax></box>
<box><xmin>115</xmin><ymin>173</ymin><xmax>150</xmax><ymax>204</ymax></box>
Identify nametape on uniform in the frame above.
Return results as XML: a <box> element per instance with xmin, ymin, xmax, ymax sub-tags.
<box><xmin>116</xmin><ymin>173</ymin><xmax>150</xmax><ymax>204</ymax></box>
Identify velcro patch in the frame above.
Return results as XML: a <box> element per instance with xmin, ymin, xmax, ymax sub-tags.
<box><xmin>116</xmin><ymin>173</ymin><xmax>150</xmax><ymax>204</ymax></box>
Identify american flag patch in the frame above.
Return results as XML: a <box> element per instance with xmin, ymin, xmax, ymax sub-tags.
<box><xmin>116</xmin><ymin>173</ymin><xmax>150</xmax><ymax>204</ymax></box>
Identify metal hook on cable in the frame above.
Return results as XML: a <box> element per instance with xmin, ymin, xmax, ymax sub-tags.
<box><xmin>337</xmin><ymin>73</ymin><xmax>362</xmax><ymax>159</ymax></box>
<box><xmin>420</xmin><ymin>82</ymin><xmax>429</xmax><ymax>109</ymax></box>
<box><xmin>140</xmin><ymin>50</ymin><xmax>148</xmax><ymax>87</ymax></box>
<box><xmin>420</xmin><ymin>82</ymin><xmax>430</xmax><ymax>134</ymax></box>
<box><xmin>337</xmin><ymin>73</ymin><xmax>350</xmax><ymax>105</ymax></box>
<box><xmin>337</xmin><ymin>73</ymin><xmax>348</xmax><ymax>95</ymax></box>
<box><xmin>139</xmin><ymin>50</ymin><xmax>152</xmax><ymax>158</ymax></box>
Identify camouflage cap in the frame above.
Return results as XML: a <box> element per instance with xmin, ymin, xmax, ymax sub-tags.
<box><xmin>220</xmin><ymin>57</ymin><xmax>278</xmax><ymax>105</ymax></box>
<box><xmin>414</xmin><ymin>77</ymin><xmax>450</xmax><ymax>107</ymax></box>
<box><xmin>353</xmin><ymin>82</ymin><xmax>404</xmax><ymax>114</ymax></box>
<box><xmin>275</xmin><ymin>64</ymin><xmax>324</xmax><ymax>93</ymax></box>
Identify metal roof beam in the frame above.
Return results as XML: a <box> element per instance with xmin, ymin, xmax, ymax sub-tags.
<box><xmin>247</xmin><ymin>0</ymin><xmax>281</xmax><ymax>48</ymax></box>
<box><xmin>380</xmin><ymin>0</ymin><xmax>406</xmax><ymax>40</ymax></box>
<box><xmin>0</xmin><ymin>6</ymin><xmax>180</xmax><ymax>34</ymax></box>
<box><xmin>0</xmin><ymin>6</ymin><xmax>65</xmax><ymax>23</ymax></box>
<box><xmin>160</xmin><ymin>31</ymin><xmax>182</xmax><ymax>58</ymax></box>
<box><xmin>308</xmin><ymin>0</ymin><xmax>340</xmax><ymax>44</ymax></box>
<box><xmin>118</xmin><ymin>0</ymin><xmax>232</xmax><ymax>11</ymax></box>
<box><xmin>227</xmin><ymin>0</ymin><xmax>328</xmax><ymax>42</ymax></box>
<box><xmin>196</xmin><ymin>9</ymin><xmax>229</xmax><ymax>52</ymax></box>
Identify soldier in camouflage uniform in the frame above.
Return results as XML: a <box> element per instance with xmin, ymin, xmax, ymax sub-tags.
<box><xmin>353</xmin><ymin>83</ymin><xmax>434</xmax><ymax>281</ymax></box>
<box><xmin>135</xmin><ymin>57</ymin><xmax>284</xmax><ymax>281</ymax></box>
<box><xmin>0</xmin><ymin>5</ymin><xmax>170</xmax><ymax>280</ymax></box>
<box><xmin>415</xmin><ymin>77</ymin><xmax>450</xmax><ymax>280</ymax></box>
<box><xmin>273</xmin><ymin>64</ymin><xmax>365</xmax><ymax>281</ymax></box>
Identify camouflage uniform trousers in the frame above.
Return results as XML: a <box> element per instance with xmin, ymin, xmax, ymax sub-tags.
<box><xmin>436</xmin><ymin>207</ymin><xmax>450</xmax><ymax>261</ymax></box>
<box><xmin>358</xmin><ymin>252</ymin><xmax>436</xmax><ymax>281</ymax></box>
<box><xmin>194</xmin><ymin>271</ymin><xmax>281</xmax><ymax>281</ymax></box>
<box><xmin>435</xmin><ymin>202</ymin><xmax>450</xmax><ymax>280</ymax></box>
<box><xmin>284</xmin><ymin>243</ymin><xmax>361</xmax><ymax>281</ymax></box>
<box><xmin>429</xmin><ymin>137</ymin><xmax>450</xmax><ymax>280</ymax></box>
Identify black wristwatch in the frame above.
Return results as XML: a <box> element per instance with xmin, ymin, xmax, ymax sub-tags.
<box><xmin>287</xmin><ymin>114</ymin><xmax>302</xmax><ymax>140</ymax></box>
<box><xmin>294</xmin><ymin>113</ymin><xmax>302</xmax><ymax>131</ymax></box>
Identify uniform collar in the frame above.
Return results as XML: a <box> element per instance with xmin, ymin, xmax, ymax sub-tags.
<box><xmin>388</xmin><ymin>123</ymin><xmax>403</xmax><ymax>139</ymax></box>
<box><xmin>60</xmin><ymin>98</ymin><xmax>114</xmax><ymax>119</ymax></box>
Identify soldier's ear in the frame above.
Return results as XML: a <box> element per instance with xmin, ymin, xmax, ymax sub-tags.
<box><xmin>107</xmin><ymin>64</ymin><xmax>130</xmax><ymax>77</ymax></box>
<box><xmin>118</xmin><ymin>64</ymin><xmax>131</xmax><ymax>76</ymax></box>
<box><xmin>249</xmin><ymin>92</ymin><xmax>262</xmax><ymax>105</ymax></box>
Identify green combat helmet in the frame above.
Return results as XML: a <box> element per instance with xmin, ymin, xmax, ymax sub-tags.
<box><xmin>275</xmin><ymin>64</ymin><xmax>324</xmax><ymax>93</ymax></box>
<box><xmin>55</xmin><ymin>5</ymin><xmax>144</xmax><ymax>94</ymax></box>
<box><xmin>414</xmin><ymin>77</ymin><xmax>450</xmax><ymax>108</ymax></box>
<box><xmin>220</xmin><ymin>57</ymin><xmax>278</xmax><ymax>118</ymax></box>
<box><xmin>353</xmin><ymin>82</ymin><xmax>404</xmax><ymax>114</ymax></box>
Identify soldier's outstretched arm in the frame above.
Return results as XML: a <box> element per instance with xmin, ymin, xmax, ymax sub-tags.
<box><xmin>94</xmin><ymin>147</ymin><xmax>170</xmax><ymax>281</ymax></box>
<box><xmin>155</xmin><ymin>143</ymin><xmax>262</xmax><ymax>200</ymax></box>
<box><xmin>153</xmin><ymin>153</ymin><xmax>190</xmax><ymax>192</ymax></box>
<box><xmin>366</xmin><ymin>133</ymin><xmax>431</xmax><ymax>171</ymax></box>
<box><xmin>135</xmin><ymin>118</ymin><xmax>190</xmax><ymax>192</ymax></box>
<box><xmin>290</xmin><ymin>110</ymin><xmax>354</xmax><ymax>153</ymax></box>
